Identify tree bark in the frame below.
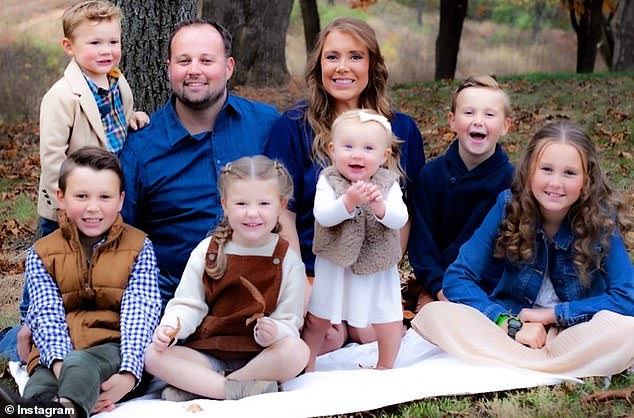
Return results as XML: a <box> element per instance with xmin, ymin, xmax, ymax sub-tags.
<box><xmin>416</xmin><ymin>0</ymin><xmax>424</xmax><ymax>26</ymax></box>
<box><xmin>568</xmin><ymin>0</ymin><xmax>604</xmax><ymax>73</ymax></box>
<box><xmin>300</xmin><ymin>0</ymin><xmax>321</xmax><ymax>55</ymax></box>
<box><xmin>613</xmin><ymin>0</ymin><xmax>634</xmax><ymax>70</ymax></box>
<box><xmin>435</xmin><ymin>0</ymin><xmax>468</xmax><ymax>80</ymax></box>
<box><xmin>115</xmin><ymin>0</ymin><xmax>197</xmax><ymax>114</ymax></box>
<box><xmin>532</xmin><ymin>0</ymin><xmax>546</xmax><ymax>40</ymax></box>
<box><xmin>202</xmin><ymin>0</ymin><xmax>294</xmax><ymax>87</ymax></box>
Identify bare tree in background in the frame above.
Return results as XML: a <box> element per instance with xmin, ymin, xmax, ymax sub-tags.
<box><xmin>115</xmin><ymin>0</ymin><xmax>197</xmax><ymax>113</ymax></box>
<box><xmin>300</xmin><ymin>0</ymin><xmax>321</xmax><ymax>54</ymax></box>
<box><xmin>435</xmin><ymin>0</ymin><xmax>468</xmax><ymax>80</ymax></box>
<box><xmin>202</xmin><ymin>0</ymin><xmax>294</xmax><ymax>87</ymax></box>
<box><xmin>612</xmin><ymin>0</ymin><xmax>634</xmax><ymax>70</ymax></box>
<box><xmin>567</xmin><ymin>0</ymin><xmax>604</xmax><ymax>72</ymax></box>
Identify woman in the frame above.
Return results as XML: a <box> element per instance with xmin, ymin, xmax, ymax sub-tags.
<box><xmin>265</xmin><ymin>17</ymin><xmax>425</xmax><ymax>352</ymax></box>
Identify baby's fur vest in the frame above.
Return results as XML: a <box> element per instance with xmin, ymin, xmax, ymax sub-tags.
<box><xmin>313</xmin><ymin>166</ymin><xmax>402</xmax><ymax>274</ymax></box>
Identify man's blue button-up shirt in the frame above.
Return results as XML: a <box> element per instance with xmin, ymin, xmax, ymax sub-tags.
<box><xmin>120</xmin><ymin>94</ymin><xmax>279</xmax><ymax>306</ymax></box>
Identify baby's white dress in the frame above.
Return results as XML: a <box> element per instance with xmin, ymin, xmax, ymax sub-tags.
<box><xmin>308</xmin><ymin>175</ymin><xmax>408</xmax><ymax>327</ymax></box>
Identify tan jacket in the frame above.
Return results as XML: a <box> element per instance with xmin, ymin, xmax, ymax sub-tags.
<box><xmin>313</xmin><ymin>167</ymin><xmax>402</xmax><ymax>274</ymax></box>
<box><xmin>37</xmin><ymin>58</ymin><xmax>134</xmax><ymax>221</ymax></box>
<box><xmin>27</xmin><ymin>213</ymin><xmax>146</xmax><ymax>374</ymax></box>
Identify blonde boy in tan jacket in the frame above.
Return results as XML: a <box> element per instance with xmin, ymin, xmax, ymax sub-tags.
<box><xmin>38</xmin><ymin>0</ymin><xmax>148</xmax><ymax>233</ymax></box>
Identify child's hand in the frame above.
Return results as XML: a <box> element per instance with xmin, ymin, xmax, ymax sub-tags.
<box><xmin>254</xmin><ymin>317</ymin><xmax>278</xmax><ymax>346</ymax></box>
<box><xmin>342</xmin><ymin>181</ymin><xmax>368</xmax><ymax>213</ymax></box>
<box><xmin>128</xmin><ymin>111</ymin><xmax>150</xmax><ymax>131</ymax></box>
<box><xmin>365</xmin><ymin>183</ymin><xmax>386</xmax><ymax>219</ymax></box>
<box><xmin>514</xmin><ymin>322</ymin><xmax>547</xmax><ymax>349</ymax></box>
<box><xmin>92</xmin><ymin>371</ymin><xmax>136</xmax><ymax>414</ymax></box>
<box><xmin>152</xmin><ymin>325</ymin><xmax>177</xmax><ymax>351</ymax></box>
<box><xmin>518</xmin><ymin>308</ymin><xmax>555</xmax><ymax>326</ymax></box>
<box><xmin>17</xmin><ymin>325</ymin><xmax>33</xmax><ymax>362</ymax></box>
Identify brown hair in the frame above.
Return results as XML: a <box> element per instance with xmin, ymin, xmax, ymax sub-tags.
<box><xmin>62</xmin><ymin>0</ymin><xmax>121</xmax><ymax>40</ymax></box>
<box><xmin>304</xmin><ymin>17</ymin><xmax>394</xmax><ymax>169</ymax></box>
<box><xmin>167</xmin><ymin>18</ymin><xmax>232</xmax><ymax>59</ymax></box>
<box><xmin>59</xmin><ymin>146</ymin><xmax>124</xmax><ymax>193</ymax></box>
<box><xmin>451</xmin><ymin>75</ymin><xmax>511</xmax><ymax>116</ymax></box>
<box><xmin>206</xmin><ymin>156</ymin><xmax>293</xmax><ymax>280</ymax></box>
<box><xmin>494</xmin><ymin>120</ymin><xmax>632</xmax><ymax>286</ymax></box>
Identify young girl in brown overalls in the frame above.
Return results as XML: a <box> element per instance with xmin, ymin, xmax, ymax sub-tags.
<box><xmin>144</xmin><ymin>156</ymin><xmax>308</xmax><ymax>401</ymax></box>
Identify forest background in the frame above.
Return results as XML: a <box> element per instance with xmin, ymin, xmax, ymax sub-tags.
<box><xmin>0</xmin><ymin>0</ymin><xmax>632</xmax><ymax>417</ymax></box>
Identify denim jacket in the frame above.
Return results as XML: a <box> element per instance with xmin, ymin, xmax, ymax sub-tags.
<box><xmin>443</xmin><ymin>190</ymin><xmax>634</xmax><ymax>327</ymax></box>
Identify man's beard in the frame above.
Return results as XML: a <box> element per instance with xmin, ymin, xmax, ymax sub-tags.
<box><xmin>176</xmin><ymin>83</ymin><xmax>226</xmax><ymax>111</ymax></box>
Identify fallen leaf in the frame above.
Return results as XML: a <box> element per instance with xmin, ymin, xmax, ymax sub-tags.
<box><xmin>184</xmin><ymin>403</ymin><xmax>204</xmax><ymax>413</ymax></box>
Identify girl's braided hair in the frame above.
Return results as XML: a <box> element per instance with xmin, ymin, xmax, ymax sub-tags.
<box><xmin>205</xmin><ymin>155</ymin><xmax>293</xmax><ymax>280</ymax></box>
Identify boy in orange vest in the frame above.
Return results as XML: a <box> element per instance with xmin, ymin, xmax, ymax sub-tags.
<box><xmin>0</xmin><ymin>146</ymin><xmax>161</xmax><ymax>418</ymax></box>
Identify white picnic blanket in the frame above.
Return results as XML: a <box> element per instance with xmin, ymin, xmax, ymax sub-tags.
<box><xmin>9</xmin><ymin>329</ymin><xmax>580</xmax><ymax>418</ymax></box>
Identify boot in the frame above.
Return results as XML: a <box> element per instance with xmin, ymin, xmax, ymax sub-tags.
<box><xmin>224</xmin><ymin>379</ymin><xmax>278</xmax><ymax>400</ymax></box>
<box><xmin>161</xmin><ymin>385</ymin><xmax>199</xmax><ymax>402</ymax></box>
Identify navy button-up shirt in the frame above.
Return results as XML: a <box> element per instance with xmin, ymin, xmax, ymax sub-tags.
<box><xmin>120</xmin><ymin>94</ymin><xmax>279</xmax><ymax>306</ymax></box>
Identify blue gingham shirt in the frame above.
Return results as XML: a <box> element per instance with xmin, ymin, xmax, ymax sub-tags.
<box><xmin>25</xmin><ymin>238</ymin><xmax>161</xmax><ymax>382</ymax></box>
<box><xmin>85</xmin><ymin>68</ymin><xmax>127</xmax><ymax>153</ymax></box>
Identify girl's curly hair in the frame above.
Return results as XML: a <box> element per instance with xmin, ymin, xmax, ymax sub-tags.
<box><xmin>494</xmin><ymin>120</ymin><xmax>633</xmax><ymax>287</ymax></box>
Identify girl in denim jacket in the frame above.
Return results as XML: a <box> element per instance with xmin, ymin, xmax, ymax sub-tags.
<box><xmin>412</xmin><ymin>120</ymin><xmax>634</xmax><ymax>377</ymax></box>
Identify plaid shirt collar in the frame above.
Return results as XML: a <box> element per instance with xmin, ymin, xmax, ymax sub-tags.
<box><xmin>84</xmin><ymin>68</ymin><xmax>127</xmax><ymax>153</ymax></box>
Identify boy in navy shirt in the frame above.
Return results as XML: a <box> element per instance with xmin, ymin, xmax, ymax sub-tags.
<box><xmin>408</xmin><ymin>76</ymin><xmax>513</xmax><ymax>310</ymax></box>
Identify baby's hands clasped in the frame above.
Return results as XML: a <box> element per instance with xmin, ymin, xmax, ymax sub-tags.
<box><xmin>343</xmin><ymin>181</ymin><xmax>386</xmax><ymax>219</ymax></box>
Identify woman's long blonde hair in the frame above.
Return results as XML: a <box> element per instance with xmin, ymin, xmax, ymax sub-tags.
<box><xmin>304</xmin><ymin>17</ymin><xmax>394</xmax><ymax>169</ymax></box>
<box><xmin>494</xmin><ymin>120</ymin><xmax>633</xmax><ymax>286</ymax></box>
<box><xmin>206</xmin><ymin>156</ymin><xmax>293</xmax><ymax>280</ymax></box>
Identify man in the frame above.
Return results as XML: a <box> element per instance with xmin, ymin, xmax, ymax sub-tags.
<box><xmin>2</xmin><ymin>18</ymin><xmax>279</xmax><ymax>363</ymax></box>
<box><xmin>119</xmin><ymin>18</ymin><xmax>279</xmax><ymax>307</ymax></box>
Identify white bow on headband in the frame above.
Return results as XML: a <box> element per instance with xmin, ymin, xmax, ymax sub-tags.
<box><xmin>357</xmin><ymin>110</ymin><xmax>392</xmax><ymax>133</ymax></box>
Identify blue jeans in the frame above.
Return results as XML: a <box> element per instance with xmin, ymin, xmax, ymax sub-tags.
<box><xmin>0</xmin><ymin>326</ymin><xmax>21</xmax><ymax>362</ymax></box>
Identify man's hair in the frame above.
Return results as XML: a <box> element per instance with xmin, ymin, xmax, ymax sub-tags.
<box><xmin>59</xmin><ymin>146</ymin><xmax>125</xmax><ymax>193</ymax></box>
<box><xmin>62</xmin><ymin>0</ymin><xmax>122</xmax><ymax>40</ymax></box>
<box><xmin>168</xmin><ymin>18</ymin><xmax>232</xmax><ymax>59</ymax></box>
<box><xmin>451</xmin><ymin>75</ymin><xmax>511</xmax><ymax>116</ymax></box>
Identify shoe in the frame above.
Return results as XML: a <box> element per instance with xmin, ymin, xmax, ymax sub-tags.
<box><xmin>161</xmin><ymin>385</ymin><xmax>199</xmax><ymax>402</ymax></box>
<box><xmin>224</xmin><ymin>379</ymin><xmax>279</xmax><ymax>400</ymax></box>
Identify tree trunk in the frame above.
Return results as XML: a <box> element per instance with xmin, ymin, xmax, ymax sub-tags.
<box><xmin>569</xmin><ymin>0</ymin><xmax>604</xmax><ymax>73</ymax></box>
<box><xmin>202</xmin><ymin>0</ymin><xmax>294</xmax><ymax>87</ymax></box>
<box><xmin>300</xmin><ymin>0</ymin><xmax>321</xmax><ymax>54</ymax></box>
<box><xmin>532</xmin><ymin>0</ymin><xmax>546</xmax><ymax>40</ymax></box>
<box><xmin>115</xmin><ymin>0</ymin><xmax>197</xmax><ymax>114</ymax></box>
<box><xmin>613</xmin><ymin>0</ymin><xmax>634</xmax><ymax>70</ymax></box>
<box><xmin>416</xmin><ymin>0</ymin><xmax>424</xmax><ymax>27</ymax></box>
<box><xmin>435</xmin><ymin>0</ymin><xmax>468</xmax><ymax>80</ymax></box>
<box><xmin>328</xmin><ymin>0</ymin><xmax>335</xmax><ymax>5</ymax></box>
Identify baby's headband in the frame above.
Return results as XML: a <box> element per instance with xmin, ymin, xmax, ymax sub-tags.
<box><xmin>357</xmin><ymin>110</ymin><xmax>392</xmax><ymax>134</ymax></box>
